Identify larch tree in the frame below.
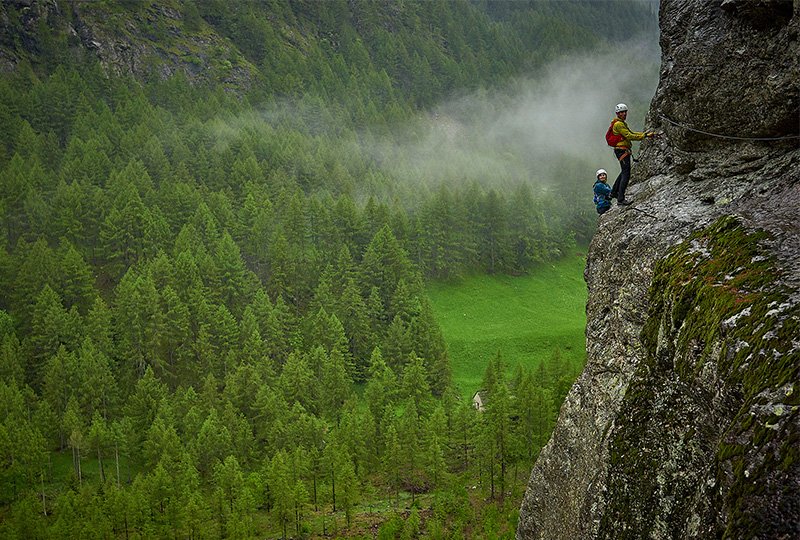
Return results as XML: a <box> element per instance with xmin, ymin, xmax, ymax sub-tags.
<box><xmin>87</xmin><ymin>411</ymin><xmax>109</xmax><ymax>484</ymax></box>
<box><xmin>320</xmin><ymin>347</ymin><xmax>353</xmax><ymax>424</ymax></box>
<box><xmin>267</xmin><ymin>449</ymin><xmax>292</xmax><ymax>540</ymax></box>
<box><xmin>28</xmin><ymin>285</ymin><xmax>75</xmax><ymax>387</ymax></box>
<box><xmin>56</xmin><ymin>240</ymin><xmax>97</xmax><ymax>315</ymax></box>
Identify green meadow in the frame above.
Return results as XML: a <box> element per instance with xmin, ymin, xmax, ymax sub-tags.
<box><xmin>427</xmin><ymin>254</ymin><xmax>588</xmax><ymax>398</ymax></box>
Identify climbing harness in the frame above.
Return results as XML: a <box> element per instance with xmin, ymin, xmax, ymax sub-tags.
<box><xmin>615</xmin><ymin>148</ymin><xmax>640</xmax><ymax>163</ymax></box>
<box><xmin>660</xmin><ymin>114</ymin><xmax>800</xmax><ymax>141</ymax></box>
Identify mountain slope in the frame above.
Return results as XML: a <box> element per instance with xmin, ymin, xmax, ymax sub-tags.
<box><xmin>1</xmin><ymin>0</ymin><xmax>657</xmax><ymax>106</ymax></box>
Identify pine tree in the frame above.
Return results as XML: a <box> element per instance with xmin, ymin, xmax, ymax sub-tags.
<box><xmin>360</xmin><ymin>225</ymin><xmax>415</xmax><ymax>308</ymax></box>
<box><xmin>41</xmin><ymin>346</ymin><xmax>75</xmax><ymax>449</ymax></box>
<box><xmin>183</xmin><ymin>490</ymin><xmax>212</xmax><ymax>540</ymax></box>
<box><xmin>100</xmin><ymin>183</ymin><xmax>151</xmax><ymax>275</ymax></box>
<box><xmin>268</xmin><ymin>300</ymin><xmax>298</xmax><ymax>366</ymax></box>
<box><xmin>382</xmin><ymin>421</ymin><xmax>403</xmax><ymax>507</ymax></box>
<box><xmin>11</xmin><ymin>238</ymin><xmax>56</xmax><ymax>333</ymax></box>
<box><xmin>207</xmin><ymin>303</ymin><xmax>239</xmax><ymax>378</ymax></box>
<box><xmin>85</xmin><ymin>298</ymin><xmax>113</xmax><ymax>359</ymax></box>
<box><xmin>452</xmin><ymin>397</ymin><xmax>477</xmax><ymax>471</ymax></box>
<box><xmin>1</xmin><ymin>154</ymin><xmax>32</xmax><ymax>245</ymax></box>
<box><xmin>397</xmin><ymin>398</ymin><xmax>423</xmax><ymax>504</ymax></box>
<box><xmin>383</xmin><ymin>315</ymin><xmax>411</xmax><ymax>373</ymax></box>
<box><xmin>213</xmin><ymin>455</ymin><xmax>245</xmax><ymax>514</ymax></box>
<box><xmin>337</xmin><ymin>276</ymin><xmax>374</xmax><ymax>378</ymax></box>
<box><xmin>241</xmin><ymin>196</ymin><xmax>274</xmax><ymax>279</ymax></box>
<box><xmin>147</xmin><ymin>461</ymin><xmax>174</xmax><ymax>523</ymax></box>
<box><xmin>222</xmin><ymin>366</ymin><xmax>264</xmax><ymax>430</ymax></box>
<box><xmin>87</xmin><ymin>411</ymin><xmax>109</xmax><ymax>484</ymax></box>
<box><xmin>410</xmin><ymin>298</ymin><xmax>450</xmax><ymax>396</ymax></box>
<box><xmin>123</xmin><ymin>366</ymin><xmax>168</xmax><ymax>456</ymax></box>
<box><xmin>158</xmin><ymin>285</ymin><xmax>190</xmax><ymax>386</ymax></box>
<box><xmin>220</xmin><ymin>400</ymin><xmax>255</xmax><ymax>465</ymax></box>
<box><xmin>142</xmin><ymin>414</ymin><xmax>182</xmax><ymax>470</ymax></box>
<box><xmin>22</xmin><ymin>187</ymin><xmax>50</xmax><ymax>242</ymax></box>
<box><xmin>482</xmin><ymin>377</ymin><xmax>512</xmax><ymax>501</ymax></box>
<box><xmin>400</xmin><ymin>353</ymin><xmax>431</xmax><ymax>415</ymax></box>
<box><xmin>363</xmin><ymin>348</ymin><xmax>397</xmax><ymax>424</ymax></box>
<box><xmin>114</xmin><ymin>270</ymin><xmax>162</xmax><ymax>382</ymax></box>
<box><xmin>320</xmin><ymin>348</ymin><xmax>353</xmax><ymax>424</ymax></box>
<box><xmin>332</xmin><ymin>195</ymin><xmax>365</xmax><ymax>255</ymax></box>
<box><xmin>214</xmin><ymin>231</ymin><xmax>249</xmax><ymax>314</ymax></box>
<box><xmin>267</xmin><ymin>229</ymin><xmax>291</xmax><ymax>301</ymax></box>
<box><xmin>109</xmin><ymin>418</ymin><xmax>133</xmax><ymax>488</ymax></box>
<box><xmin>423</xmin><ymin>405</ymin><xmax>449</xmax><ymax>490</ymax></box>
<box><xmin>0</xmin><ymin>332</ymin><xmax>25</xmax><ymax>386</ymax></box>
<box><xmin>51</xmin><ymin>180</ymin><xmax>90</xmax><ymax>250</ymax></box>
<box><xmin>479</xmin><ymin>189</ymin><xmax>510</xmax><ymax>274</ymax></box>
<box><xmin>0</xmin><ymin>381</ymin><xmax>48</xmax><ymax>504</ymax></box>
<box><xmin>338</xmin><ymin>455</ymin><xmax>359</xmax><ymax>527</ymax></box>
<box><xmin>279</xmin><ymin>350</ymin><xmax>315</xmax><ymax>412</ymax></box>
<box><xmin>337</xmin><ymin>404</ymin><xmax>371</xmax><ymax>478</ymax></box>
<box><xmin>291</xmin><ymin>478</ymin><xmax>310</xmax><ymax>538</ymax></box>
<box><xmin>267</xmin><ymin>450</ymin><xmax>292</xmax><ymax>540</ymax></box>
<box><xmin>63</xmin><ymin>397</ymin><xmax>85</xmax><ymax>485</ymax></box>
<box><xmin>194</xmin><ymin>408</ymin><xmax>233</xmax><ymax>477</ymax></box>
<box><xmin>76</xmin><ymin>337</ymin><xmax>117</xmax><ymax>419</ymax></box>
<box><xmin>28</xmin><ymin>285</ymin><xmax>76</xmax><ymax>387</ymax></box>
<box><xmin>481</xmin><ymin>350</ymin><xmax>505</xmax><ymax>398</ymax></box>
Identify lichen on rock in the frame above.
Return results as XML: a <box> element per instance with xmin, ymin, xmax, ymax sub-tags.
<box><xmin>599</xmin><ymin>216</ymin><xmax>799</xmax><ymax>539</ymax></box>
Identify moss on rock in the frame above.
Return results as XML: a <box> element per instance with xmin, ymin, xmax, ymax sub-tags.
<box><xmin>599</xmin><ymin>216</ymin><xmax>799</xmax><ymax>539</ymax></box>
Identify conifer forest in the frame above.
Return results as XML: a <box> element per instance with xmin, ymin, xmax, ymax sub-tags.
<box><xmin>0</xmin><ymin>1</ymin><xmax>658</xmax><ymax>537</ymax></box>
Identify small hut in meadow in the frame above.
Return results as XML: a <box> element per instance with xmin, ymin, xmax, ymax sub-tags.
<box><xmin>472</xmin><ymin>390</ymin><xmax>487</xmax><ymax>412</ymax></box>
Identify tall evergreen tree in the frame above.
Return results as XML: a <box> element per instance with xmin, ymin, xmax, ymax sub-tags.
<box><xmin>28</xmin><ymin>285</ymin><xmax>79</xmax><ymax>386</ymax></box>
<box><xmin>123</xmin><ymin>366</ymin><xmax>167</xmax><ymax>456</ymax></box>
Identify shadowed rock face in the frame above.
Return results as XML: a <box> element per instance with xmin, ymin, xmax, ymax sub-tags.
<box><xmin>517</xmin><ymin>1</ymin><xmax>799</xmax><ymax>539</ymax></box>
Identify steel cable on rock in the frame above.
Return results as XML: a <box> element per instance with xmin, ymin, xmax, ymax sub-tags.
<box><xmin>659</xmin><ymin>114</ymin><xmax>800</xmax><ymax>141</ymax></box>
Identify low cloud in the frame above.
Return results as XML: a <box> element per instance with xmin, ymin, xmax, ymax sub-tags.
<box><xmin>366</xmin><ymin>45</ymin><xmax>660</xmax><ymax>192</ymax></box>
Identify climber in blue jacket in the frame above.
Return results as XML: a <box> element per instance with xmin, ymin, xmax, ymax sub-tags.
<box><xmin>593</xmin><ymin>169</ymin><xmax>612</xmax><ymax>215</ymax></box>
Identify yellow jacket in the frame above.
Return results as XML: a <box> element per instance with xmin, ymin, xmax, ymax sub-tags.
<box><xmin>611</xmin><ymin>118</ymin><xmax>646</xmax><ymax>149</ymax></box>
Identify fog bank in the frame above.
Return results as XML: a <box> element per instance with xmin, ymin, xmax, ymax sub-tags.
<box><xmin>368</xmin><ymin>45</ymin><xmax>660</xmax><ymax>192</ymax></box>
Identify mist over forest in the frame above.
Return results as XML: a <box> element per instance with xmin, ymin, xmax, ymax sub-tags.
<box><xmin>365</xmin><ymin>47</ymin><xmax>658</xmax><ymax>190</ymax></box>
<box><xmin>208</xmin><ymin>41</ymin><xmax>660</xmax><ymax>246</ymax></box>
<box><xmin>217</xmin><ymin>44</ymin><xmax>660</xmax><ymax>203</ymax></box>
<box><xmin>0</xmin><ymin>1</ymin><xmax>658</xmax><ymax>538</ymax></box>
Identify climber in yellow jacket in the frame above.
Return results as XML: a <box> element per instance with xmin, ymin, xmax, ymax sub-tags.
<box><xmin>609</xmin><ymin>103</ymin><xmax>655</xmax><ymax>205</ymax></box>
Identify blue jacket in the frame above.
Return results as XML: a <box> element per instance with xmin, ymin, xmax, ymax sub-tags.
<box><xmin>593</xmin><ymin>180</ymin><xmax>612</xmax><ymax>214</ymax></box>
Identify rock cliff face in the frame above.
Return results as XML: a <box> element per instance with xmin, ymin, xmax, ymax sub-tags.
<box><xmin>517</xmin><ymin>1</ymin><xmax>799</xmax><ymax>539</ymax></box>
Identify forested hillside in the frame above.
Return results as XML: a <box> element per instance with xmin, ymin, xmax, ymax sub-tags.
<box><xmin>0</xmin><ymin>1</ymin><xmax>657</xmax><ymax>537</ymax></box>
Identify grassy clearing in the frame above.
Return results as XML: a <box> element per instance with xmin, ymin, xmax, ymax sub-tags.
<box><xmin>427</xmin><ymin>254</ymin><xmax>588</xmax><ymax>399</ymax></box>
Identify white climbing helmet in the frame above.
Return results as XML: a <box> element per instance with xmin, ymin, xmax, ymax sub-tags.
<box><xmin>596</xmin><ymin>168</ymin><xmax>607</xmax><ymax>178</ymax></box>
<box><xmin>615</xmin><ymin>103</ymin><xmax>628</xmax><ymax>113</ymax></box>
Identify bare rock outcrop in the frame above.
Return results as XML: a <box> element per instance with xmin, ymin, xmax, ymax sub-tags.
<box><xmin>517</xmin><ymin>1</ymin><xmax>799</xmax><ymax>538</ymax></box>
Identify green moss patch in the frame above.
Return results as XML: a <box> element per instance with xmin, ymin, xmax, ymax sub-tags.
<box><xmin>643</xmin><ymin>215</ymin><xmax>797</xmax><ymax>396</ymax></box>
<box><xmin>600</xmin><ymin>216</ymin><xmax>799</xmax><ymax>539</ymax></box>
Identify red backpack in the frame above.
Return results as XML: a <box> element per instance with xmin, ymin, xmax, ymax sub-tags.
<box><xmin>605</xmin><ymin>119</ymin><xmax>624</xmax><ymax>147</ymax></box>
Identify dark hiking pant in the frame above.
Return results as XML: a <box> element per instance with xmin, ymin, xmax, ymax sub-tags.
<box><xmin>611</xmin><ymin>148</ymin><xmax>631</xmax><ymax>202</ymax></box>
